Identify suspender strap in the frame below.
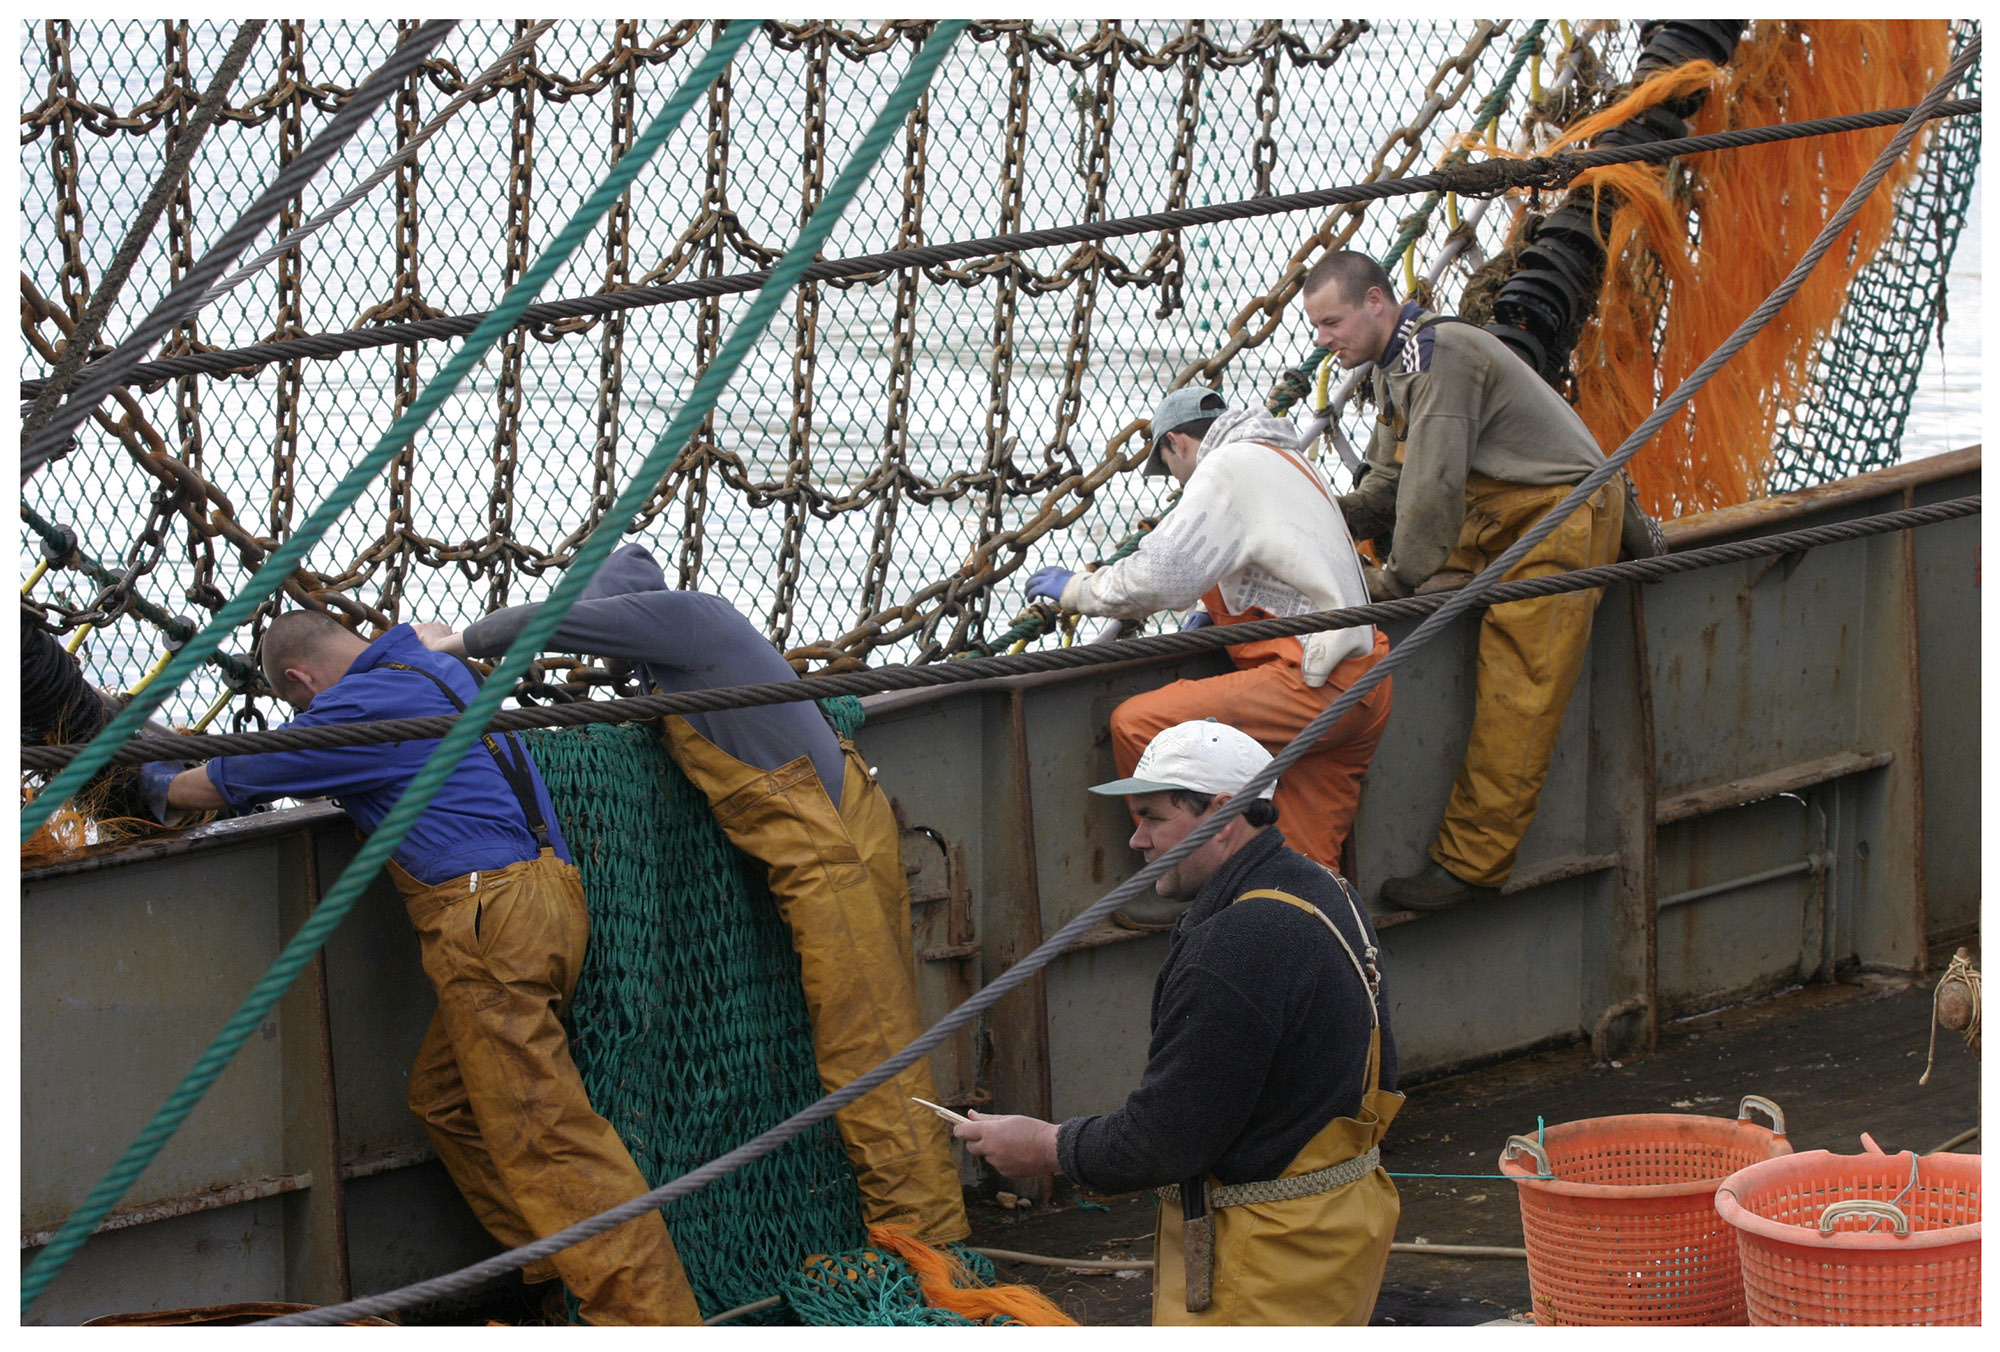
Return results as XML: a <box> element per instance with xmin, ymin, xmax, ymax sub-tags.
<box><xmin>379</xmin><ymin>661</ymin><xmax>553</xmax><ymax>851</ymax></box>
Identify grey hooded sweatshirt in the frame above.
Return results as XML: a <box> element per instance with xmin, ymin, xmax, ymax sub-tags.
<box><xmin>459</xmin><ymin>543</ymin><xmax>848</xmax><ymax>805</ymax></box>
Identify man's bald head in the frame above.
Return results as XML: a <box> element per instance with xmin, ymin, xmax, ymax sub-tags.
<box><xmin>259</xmin><ymin>610</ymin><xmax>369</xmax><ymax>709</ymax></box>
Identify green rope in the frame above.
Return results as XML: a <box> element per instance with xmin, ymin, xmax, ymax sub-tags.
<box><xmin>15</xmin><ymin>22</ymin><xmax>750</xmax><ymax>843</ymax></box>
<box><xmin>20</xmin><ymin>19</ymin><xmax>967</xmax><ymax>1314</ymax></box>
<box><xmin>18</xmin><ymin>20</ymin><xmax>762</xmax><ymax>1310</ymax></box>
<box><xmin>19</xmin><ymin>502</ymin><xmax>258</xmax><ymax>686</ymax></box>
<box><xmin>1270</xmin><ymin>20</ymin><xmax>1548</xmax><ymax>417</ymax></box>
<box><xmin>1380</xmin><ymin>20</ymin><xmax>1547</xmax><ymax>273</ymax></box>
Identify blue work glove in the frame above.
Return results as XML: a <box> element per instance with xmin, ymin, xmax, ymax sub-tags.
<box><xmin>1024</xmin><ymin>566</ymin><xmax>1075</xmax><ymax>605</ymax></box>
<box><xmin>136</xmin><ymin>761</ymin><xmax>187</xmax><ymax>824</ymax></box>
<box><xmin>1180</xmin><ymin>609</ymin><xmax>1214</xmax><ymax>631</ymax></box>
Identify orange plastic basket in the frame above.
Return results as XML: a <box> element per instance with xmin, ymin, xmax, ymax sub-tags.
<box><xmin>1714</xmin><ymin>1139</ymin><xmax>1981</xmax><ymax>1325</ymax></box>
<box><xmin>1498</xmin><ymin>1095</ymin><xmax>1792</xmax><ymax>1325</ymax></box>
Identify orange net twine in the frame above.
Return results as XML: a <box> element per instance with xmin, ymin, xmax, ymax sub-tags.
<box><xmin>1561</xmin><ymin>20</ymin><xmax>1952</xmax><ymax>518</ymax></box>
<box><xmin>866</xmin><ymin>1224</ymin><xmax>1078</xmax><ymax>1326</ymax></box>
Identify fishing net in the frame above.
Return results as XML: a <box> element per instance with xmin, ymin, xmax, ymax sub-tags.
<box><xmin>19</xmin><ymin>18</ymin><xmax>1618</xmax><ymax>718</ymax></box>
<box><xmin>520</xmin><ymin>719</ymin><xmax>866</xmax><ymax>1325</ymax></box>
<box><xmin>520</xmin><ymin>712</ymin><xmax>1061</xmax><ymax>1326</ymax></box>
<box><xmin>1766</xmin><ymin>22</ymin><xmax>1981</xmax><ymax>494</ymax></box>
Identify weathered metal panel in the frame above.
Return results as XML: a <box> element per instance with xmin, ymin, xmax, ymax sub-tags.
<box><xmin>20</xmin><ymin>848</ymin><xmax>293</xmax><ymax>1230</ymax></box>
<box><xmin>1910</xmin><ymin>476</ymin><xmax>1980</xmax><ymax>939</ymax></box>
<box><xmin>1653</xmin><ymin>795</ymin><xmax>1818</xmax><ymax>1018</ymax></box>
<box><xmin>1044</xmin><ymin>940</ymin><xmax>1165</xmax><ymax>1122</ymax></box>
<box><xmin>1377</xmin><ymin>887</ymin><xmax>1587</xmax><ymax>1069</ymax></box>
<box><xmin>1647</xmin><ymin>541</ymin><xmax>1875</xmax><ymax>802</ymax></box>
<box><xmin>314</xmin><ymin>829</ymin><xmax>436</xmax><ymax>1165</ymax></box>
<box><xmin>21</xmin><ymin>1197</ymin><xmax>290</xmax><ymax>1327</ymax></box>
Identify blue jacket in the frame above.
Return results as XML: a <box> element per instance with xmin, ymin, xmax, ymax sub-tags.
<box><xmin>206</xmin><ymin>625</ymin><xmax>571</xmax><ymax>885</ymax></box>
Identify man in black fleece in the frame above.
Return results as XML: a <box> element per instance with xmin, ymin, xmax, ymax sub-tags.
<box><xmin>955</xmin><ymin>718</ymin><xmax>1401</xmax><ymax>1324</ymax></box>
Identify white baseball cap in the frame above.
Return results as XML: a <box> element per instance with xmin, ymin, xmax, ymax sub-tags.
<box><xmin>1088</xmin><ymin>718</ymin><xmax>1277</xmax><ymax>800</ymax></box>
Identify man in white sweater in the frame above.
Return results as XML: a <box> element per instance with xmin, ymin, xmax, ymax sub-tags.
<box><xmin>1026</xmin><ymin>388</ymin><xmax>1391</xmax><ymax>927</ymax></box>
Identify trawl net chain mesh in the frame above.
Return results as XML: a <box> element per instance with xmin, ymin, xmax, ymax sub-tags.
<box><xmin>17</xmin><ymin>19</ymin><xmax>1971</xmax><ymax>733</ymax></box>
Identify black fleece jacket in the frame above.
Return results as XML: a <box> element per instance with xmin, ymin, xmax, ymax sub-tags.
<box><xmin>1055</xmin><ymin>827</ymin><xmax>1395</xmax><ymax>1193</ymax></box>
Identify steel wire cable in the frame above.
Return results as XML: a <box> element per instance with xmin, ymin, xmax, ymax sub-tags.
<box><xmin>16</xmin><ymin>492</ymin><xmax>1979</xmax><ymax>774</ymax></box>
<box><xmin>255</xmin><ymin>36</ymin><xmax>1982</xmax><ymax>1327</ymax></box>
<box><xmin>21</xmin><ymin>19</ymin><xmax>966</xmax><ymax>1320</ymax></box>
<box><xmin>17</xmin><ymin>20</ymin><xmax>267</xmax><ymax>440</ymax></box>
<box><xmin>194</xmin><ymin>21</ymin><xmax>556</xmax><ymax>308</ymax></box>
<box><xmin>16</xmin><ymin>97</ymin><xmax>1981</xmax><ymax>400</ymax></box>
<box><xmin>16</xmin><ymin>20</ymin><xmax>766</xmax><ymax>1314</ymax></box>
<box><xmin>18</xmin><ymin>20</ymin><xmax>460</xmax><ymax>484</ymax></box>
<box><xmin>14</xmin><ymin>23</ymin><xmax>761</xmax><ymax>847</ymax></box>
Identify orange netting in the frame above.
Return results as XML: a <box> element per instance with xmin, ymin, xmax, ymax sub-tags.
<box><xmin>1563</xmin><ymin>20</ymin><xmax>1952</xmax><ymax>518</ymax></box>
<box><xmin>866</xmin><ymin>1224</ymin><xmax>1078</xmax><ymax>1327</ymax></box>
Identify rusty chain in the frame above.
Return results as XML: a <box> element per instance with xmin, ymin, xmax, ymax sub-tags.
<box><xmin>23</xmin><ymin>19</ymin><xmax>1599</xmax><ymax>692</ymax></box>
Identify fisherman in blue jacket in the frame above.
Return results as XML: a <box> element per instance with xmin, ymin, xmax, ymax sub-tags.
<box><xmin>143</xmin><ymin>609</ymin><xmax>699</xmax><ymax>1324</ymax></box>
<box><xmin>417</xmin><ymin>542</ymin><xmax>970</xmax><ymax>1247</ymax></box>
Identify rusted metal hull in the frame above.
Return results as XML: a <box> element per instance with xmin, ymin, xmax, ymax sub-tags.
<box><xmin>18</xmin><ymin>449</ymin><xmax>1979</xmax><ymax>1323</ymax></box>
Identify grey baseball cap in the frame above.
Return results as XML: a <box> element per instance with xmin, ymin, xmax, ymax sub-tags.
<box><xmin>1142</xmin><ymin>387</ymin><xmax>1228</xmax><ymax>476</ymax></box>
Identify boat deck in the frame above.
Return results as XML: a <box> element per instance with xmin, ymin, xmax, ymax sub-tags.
<box><xmin>966</xmin><ymin>963</ymin><xmax>1983</xmax><ymax>1326</ymax></box>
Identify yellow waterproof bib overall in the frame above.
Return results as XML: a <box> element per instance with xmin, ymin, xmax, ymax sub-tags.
<box><xmin>397</xmin><ymin>850</ymin><xmax>702</xmax><ymax>1325</ymax></box>
<box><xmin>662</xmin><ymin>715</ymin><xmax>970</xmax><ymax>1244</ymax></box>
<box><xmin>1153</xmin><ymin>889</ymin><xmax>1403</xmax><ymax>1326</ymax></box>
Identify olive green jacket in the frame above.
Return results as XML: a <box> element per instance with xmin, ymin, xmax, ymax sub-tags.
<box><xmin>1338</xmin><ymin>307</ymin><xmax>1603</xmax><ymax>595</ymax></box>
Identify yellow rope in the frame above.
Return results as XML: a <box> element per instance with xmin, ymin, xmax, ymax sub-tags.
<box><xmin>64</xmin><ymin>623</ymin><xmax>94</xmax><ymax>654</ymax></box>
<box><xmin>189</xmin><ymin>688</ymin><xmax>236</xmax><ymax>733</ymax></box>
<box><xmin>21</xmin><ymin>558</ymin><xmax>50</xmax><ymax>594</ymax></box>
<box><xmin>122</xmin><ymin>649</ymin><xmax>176</xmax><ymax>699</ymax></box>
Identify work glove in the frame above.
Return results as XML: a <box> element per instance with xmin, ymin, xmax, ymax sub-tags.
<box><xmin>1180</xmin><ymin>609</ymin><xmax>1213</xmax><ymax>631</ymax></box>
<box><xmin>1024</xmin><ymin>566</ymin><xmax>1075</xmax><ymax>606</ymax></box>
<box><xmin>1301</xmin><ymin>630</ymin><xmax>1354</xmax><ymax>688</ymax></box>
<box><xmin>136</xmin><ymin>761</ymin><xmax>198</xmax><ymax>827</ymax></box>
<box><xmin>1363</xmin><ymin>565</ymin><xmax>1411</xmax><ymax>602</ymax></box>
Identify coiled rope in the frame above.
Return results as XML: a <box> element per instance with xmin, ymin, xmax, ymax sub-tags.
<box><xmin>254</xmin><ymin>35</ymin><xmax>1981</xmax><ymax>1326</ymax></box>
<box><xmin>16</xmin><ymin>19</ymin><xmax>767</xmax><ymax>1313</ymax></box>
<box><xmin>17</xmin><ymin>98</ymin><xmax>1980</xmax><ymax>400</ymax></box>
<box><xmin>17</xmin><ymin>492</ymin><xmax>1978</xmax><ymax>774</ymax></box>
<box><xmin>18</xmin><ymin>21</ymin><xmax>461</xmax><ymax>484</ymax></box>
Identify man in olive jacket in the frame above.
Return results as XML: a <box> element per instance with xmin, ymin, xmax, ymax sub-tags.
<box><xmin>1302</xmin><ymin>250</ymin><xmax>1623</xmax><ymax>910</ymax></box>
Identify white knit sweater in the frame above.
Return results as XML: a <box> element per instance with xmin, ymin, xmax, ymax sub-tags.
<box><xmin>1061</xmin><ymin>410</ymin><xmax>1375</xmax><ymax>683</ymax></box>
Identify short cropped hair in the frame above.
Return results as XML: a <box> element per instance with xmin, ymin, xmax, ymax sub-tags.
<box><xmin>1169</xmin><ymin>787</ymin><xmax>1280</xmax><ymax>829</ymax></box>
<box><xmin>1302</xmin><ymin>250</ymin><xmax>1395</xmax><ymax>308</ymax></box>
<box><xmin>257</xmin><ymin>609</ymin><xmax>355</xmax><ymax>692</ymax></box>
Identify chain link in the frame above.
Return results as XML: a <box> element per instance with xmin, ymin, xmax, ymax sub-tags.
<box><xmin>22</xmin><ymin>18</ymin><xmax>1678</xmax><ymax>697</ymax></box>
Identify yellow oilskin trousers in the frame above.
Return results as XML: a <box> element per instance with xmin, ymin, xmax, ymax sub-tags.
<box><xmin>1153</xmin><ymin>894</ymin><xmax>1402</xmax><ymax>1325</ymax></box>
<box><xmin>662</xmin><ymin>716</ymin><xmax>971</xmax><ymax>1244</ymax></box>
<box><xmin>1431</xmin><ymin>472</ymin><xmax>1624</xmax><ymax>887</ymax></box>
<box><xmin>396</xmin><ymin>849</ymin><xmax>701</xmax><ymax>1325</ymax></box>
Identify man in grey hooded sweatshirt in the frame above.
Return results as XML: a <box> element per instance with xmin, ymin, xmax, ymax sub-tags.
<box><xmin>1023</xmin><ymin>390</ymin><xmax>1391</xmax><ymax>927</ymax></box>
<box><xmin>417</xmin><ymin>543</ymin><xmax>970</xmax><ymax>1247</ymax></box>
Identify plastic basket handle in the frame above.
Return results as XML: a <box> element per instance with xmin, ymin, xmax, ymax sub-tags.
<box><xmin>1502</xmin><ymin>1135</ymin><xmax>1553</xmax><ymax>1177</ymax></box>
<box><xmin>1737</xmin><ymin>1094</ymin><xmax>1786</xmax><ymax>1137</ymax></box>
<box><xmin>1818</xmin><ymin>1200</ymin><xmax>1910</xmax><ymax>1237</ymax></box>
